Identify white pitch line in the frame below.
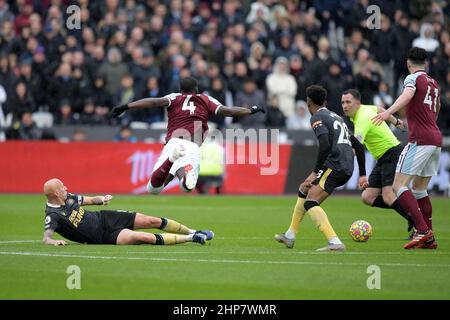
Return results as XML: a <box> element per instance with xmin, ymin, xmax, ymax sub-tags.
<box><xmin>0</xmin><ymin>240</ymin><xmax>41</xmax><ymax>244</ymax></box>
<box><xmin>1</xmin><ymin>251</ymin><xmax>449</xmax><ymax>268</ymax></box>
<box><xmin>1</xmin><ymin>250</ymin><xmax>449</xmax><ymax>256</ymax></box>
<box><xmin>124</xmin><ymin>251</ymin><xmax>450</xmax><ymax>256</ymax></box>
<box><xmin>0</xmin><ymin>240</ymin><xmax>449</xmax><ymax>256</ymax></box>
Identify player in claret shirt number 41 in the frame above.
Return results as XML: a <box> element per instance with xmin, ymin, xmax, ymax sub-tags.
<box><xmin>373</xmin><ymin>47</ymin><xmax>442</xmax><ymax>250</ymax></box>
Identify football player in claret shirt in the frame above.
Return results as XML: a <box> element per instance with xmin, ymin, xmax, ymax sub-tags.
<box><xmin>111</xmin><ymin>76</ymin><xmax>264</xmax><ymax>194</ymax></box>
<box><xmin>373</xmin><ymin>47</ymin><xmax>441</xmax><ymax>249</ymax></box>
<box><xmin>43</xmin><ymin>178</ymin><xmax>213</xmax><ymax>246</ymax></box>
<box><xmin>275</xmin><ymin>85</ymin><xmax>366</xmax><ymax>252</ymax></box>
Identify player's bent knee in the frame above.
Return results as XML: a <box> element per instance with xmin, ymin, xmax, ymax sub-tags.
<box><xmin>304</xmin><ymin>200</ymin><xmax>320</xmax><ymax>211</ymax></box>
<box><xmin>361</xmin><ymin>191</ymin><xmax>374</xmax><ymax>206</ymax></box>
<box><xmin>382</xmin><ymin>192</ymin><xmax>396</xmax><ymax>206</ymax></box>
<box><xmin>147</xmin><ymin>216</ymin><xmax>162</xmax><ymax>228</ymax></box>
<box><xmin>361</xmin><ymin>192</ymin><xmax>375</xmax><ymax>206</ymax></box>
<box><xmin>147</xmin><ymin>180</ymin><xmax>164</xmax><ymax>194</ymax></box>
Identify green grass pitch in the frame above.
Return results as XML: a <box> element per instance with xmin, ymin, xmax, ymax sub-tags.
<box><xmin>0</xmin><ymin>194</ymin><xmax>449</xmax><ymax>300</ymax></box>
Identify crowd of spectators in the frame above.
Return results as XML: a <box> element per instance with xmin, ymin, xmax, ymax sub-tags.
<box><xmin>0</xmin><ymin>0</ymin><xmax>449</xmax><ymax>141</ymax></box>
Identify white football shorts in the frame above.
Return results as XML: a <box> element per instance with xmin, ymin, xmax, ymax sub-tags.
<box><xmin>153</xmin><ymin>138</ymin><xmax>200</xmax><ymax>177</ymax></box>
<box><xmin>396</xmin><ymin>142</ymin><xmax>441</xmax><ymax>177</ymax></box>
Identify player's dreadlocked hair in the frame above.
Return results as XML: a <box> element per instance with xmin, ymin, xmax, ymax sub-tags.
<box><xmin>180</xmin><ymin>77</ymin><xmax>198</xmax><ymax>94</ymax></box>
<box><xmin>306</xmin><ymin>85</ymin><xmax>327</xmax><ymax>106</ymax></box>
<box><xmin>407</xmin><ymin>47</ymin><xmax>428</xmax><ymax>65</ymax></box>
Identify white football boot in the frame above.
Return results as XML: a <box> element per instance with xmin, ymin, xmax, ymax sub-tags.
<box><xmin>315</xmin><ymin>243</ymin><xmax>346</xmax><ymax>252</ymax></box>
<box><xmin>274</xmin><ymin>233</ymin><xmax>295</xmax><ymax>249</ymax></box>
<box><xmin>183</xmin><ymin>164</ymin><xmax>197</xmax><ymax>190</ymax></box>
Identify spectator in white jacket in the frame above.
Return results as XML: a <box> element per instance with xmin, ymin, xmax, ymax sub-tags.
<box><xmin>412</xmin><ymin>23</ymin><xmax>440</xmax><ymax>53</ymax></box>
<box><xmin>286</xmin><ymin>100</ymin><xmax>311</xmax><ymax>130</ymax></box>
<box><xmin>266</xmin><ymin>56</ymin><xmax>298</xmax><ymax>117</ymax></box>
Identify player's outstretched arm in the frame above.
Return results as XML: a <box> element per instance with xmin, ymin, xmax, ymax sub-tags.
<box><xmin>350</xmin><ymin>135</ymin><xmax>368</xmax><ymax>189</ymax></box>
<box><xmin>376</xmin><ymin>106</ymin><xmax>404</xmax><ymax>129</ymax></box>
<box><xmin>372</xmin><ymin>87</ymin><xmax>415</xmax><ymax>125</ymax></box>
<box><xmin>82</xmin><ymin>195</ymin><xmax>113</xmax><ymax>206</ymax></box>
<box><xmin>110</xmin><ymin>97</ymin><xmax>170</xmax><ymax>118</ymax></box>
<box><xmin>217</xmin><ymin>105</ymin><xmax>265</xmax><ymax>117</ymax></box>
<box><xmin>43</xmin><ymin>229</ymin><xmax>67</xmax><ymax>246</ymax></box>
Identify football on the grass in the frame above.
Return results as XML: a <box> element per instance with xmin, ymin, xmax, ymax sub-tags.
<box><xmin>349</xmin><ymin>220</ymin><xmax>372</xmax><ymax>242</ymax></box>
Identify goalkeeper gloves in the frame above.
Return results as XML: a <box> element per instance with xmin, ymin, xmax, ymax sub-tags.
<box><xmin>250</xmin><ymin>105</ymin><xmax>265</xmax><ymax>114</ymax></box>
<box><xmin>110</xmin><ymin>104</ymin><xmax>129</xmax><ymax>118</ymax></box>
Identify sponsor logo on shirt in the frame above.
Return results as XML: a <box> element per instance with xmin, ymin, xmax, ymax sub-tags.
<box><xmin>69</xmin><ymin>207</ymin><xmax>85</xmax><ymax>228</ymax></box>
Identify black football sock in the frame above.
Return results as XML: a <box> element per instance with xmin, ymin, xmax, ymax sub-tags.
<box><xmin>371</xmin><ymin>195</ymin><xmax>390</xmax><ymax>209</ymax></box>
<box><xmin>373</xmin><ymin>196</ymin><xmax>414</xmax><ymax>224</ymax></box>
<box><xmin>154</xmin><ymin>233</ymin><xmax>164</xmax><ymax>245</ymax></box>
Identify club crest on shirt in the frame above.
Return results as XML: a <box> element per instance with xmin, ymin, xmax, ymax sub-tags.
<box><xmin>312</xmin><ymin>120</ymin><xmax>323</xmax><ymax>129</ymax></box>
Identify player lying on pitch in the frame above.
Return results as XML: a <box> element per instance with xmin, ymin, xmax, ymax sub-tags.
<box><xmin>42</xmin><ymin>178</ymin><xmax>213</xmax><ymax>246</ymax></box>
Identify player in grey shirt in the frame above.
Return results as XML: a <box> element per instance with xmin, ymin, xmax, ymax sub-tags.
<box><xmin>276</xmin><ymin>85</ymin><xmax>365</xmax><ymax>252</ymax></box>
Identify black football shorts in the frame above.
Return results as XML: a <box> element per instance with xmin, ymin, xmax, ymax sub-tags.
<box><xmin>100</xmin><ymin>210</ymin><xmax>136</xmax><ymax>244</ymax></box>
<box><xmin>313</xmin><ymin>167</ymin><xmax>352</xmax><ymax>194</ymax></box>
<box><xmin>369</xmin><ymin>145</ymin><xmax>402</xmax><ymax>189</ymax></box>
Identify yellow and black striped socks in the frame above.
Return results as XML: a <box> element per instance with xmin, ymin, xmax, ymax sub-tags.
<box><xmin>154</xmin><ymin>233</ymin><xmax>192</xmax><ymax>245</ymax></box>
<box><xmin>159</xmin><ymin>217</ymin><xmax>194</xmax><ymax>235</ymax></box>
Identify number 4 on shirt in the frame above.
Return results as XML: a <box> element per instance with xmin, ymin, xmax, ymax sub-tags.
<box><xmin>182</xmin><ymin>95</ymin><xmax>196</xmax><ymax>115</ymax></box>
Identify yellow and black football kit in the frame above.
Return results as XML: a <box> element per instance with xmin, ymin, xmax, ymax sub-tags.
<box><xmin>44</xmin><ymin>193</ymin><xmax>135</xmax><ymax>244</ymax></box>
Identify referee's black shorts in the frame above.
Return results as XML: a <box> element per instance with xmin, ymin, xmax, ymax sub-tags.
<box><xmin>313</xmin><ymin>166</ymin><xmax>352</xmax><ymax>195</ymax></box>
<box><xmin>100</xmin><ymin>210</ymin><xmax>136</xmax><ymax>244</ymax></box>
<box><xmin>368</xmin><ymin>145</ymin><xmax>403</xmax><ymax>189</ymax></box>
